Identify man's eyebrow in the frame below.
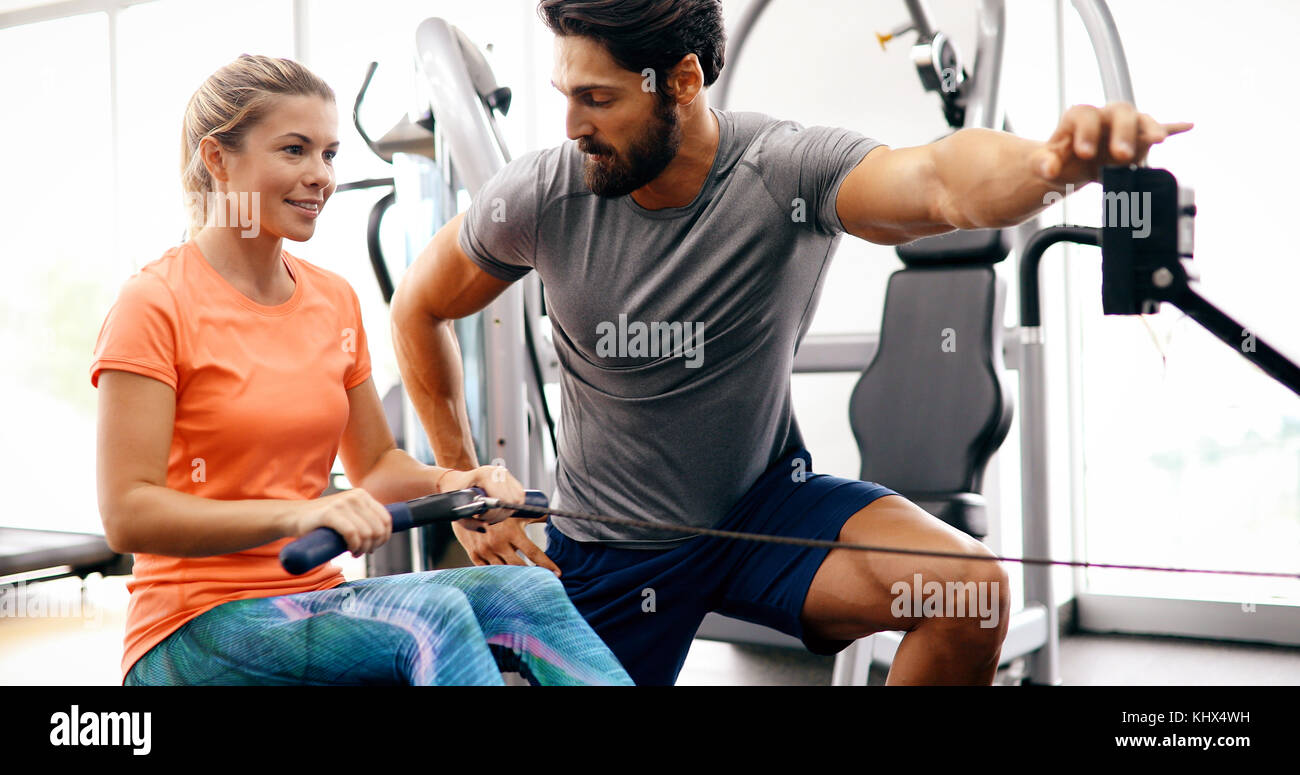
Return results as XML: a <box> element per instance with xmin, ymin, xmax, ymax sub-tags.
<box><xmin>549</xmin><ymin>80</ymin><xmax>622</xmax><ymax>96</ymax></box>
<box><xmin>275</xmin><ymin>132</ymin><xmax>341</xmax><ymax>148</ymax></box>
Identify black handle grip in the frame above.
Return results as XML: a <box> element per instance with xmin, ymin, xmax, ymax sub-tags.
<box><xmin>279</xmin><ymin>525</ymin><xmax>347</xmax><ymax>576</ymax></box>
<box><xmin>279</xmin><ymin>489</ymin><xmax>550</xmax><ymax>575</ymax></box>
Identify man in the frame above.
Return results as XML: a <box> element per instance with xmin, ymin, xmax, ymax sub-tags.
<box><xmin>391</xmin><ymin>0</ymin><xmax>1190</xmax><ymax>686</ymax></box>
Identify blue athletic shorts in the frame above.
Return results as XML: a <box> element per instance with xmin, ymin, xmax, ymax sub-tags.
<box><xmin>544</xmin><ymin>447</ymin><xmax>898</xmax><ymax>685</ymax></box>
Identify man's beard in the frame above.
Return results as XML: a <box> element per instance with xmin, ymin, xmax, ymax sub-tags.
<box><xmin>580</xmin><ymin>94</ymin><xmax>682</xmax><ymax>198</ymax></box>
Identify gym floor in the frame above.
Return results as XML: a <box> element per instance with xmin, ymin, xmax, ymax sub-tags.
<box><xmin>2</xmin><ymin>573</ymin><xmax>1297</xmax><ymax>686</ymax></box>
<box><xmin>679</xmin><ymin>635</ymin><xmax>1300</xmax><ymax>686</ymax></box>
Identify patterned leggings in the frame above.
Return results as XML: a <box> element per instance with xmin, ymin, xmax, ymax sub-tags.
<box><xmin>124</xmin><ymin>566</ymin><xmax>633</xmax><ymax>686</ymax></box>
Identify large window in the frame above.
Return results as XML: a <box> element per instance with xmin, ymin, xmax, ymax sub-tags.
<box><xmin>1063</xmin><ymin>0</ymin><xmax>1300</xmax><ymax>605</ymax></box>
<box><xmin>0</xmin><ymin>3</ymin><xmax>294</xmax><ymax>533</ymax></box>
<box><xmin>0</xmin><ymin>12</ymin><xmax>113</xmax><ymax>533</ymax></box>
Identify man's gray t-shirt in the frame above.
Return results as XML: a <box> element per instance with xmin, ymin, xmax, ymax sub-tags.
<box><xmin>458</xmin><ymin>107</ymin><xmax>881</xmax><ymax>547</ymax></box>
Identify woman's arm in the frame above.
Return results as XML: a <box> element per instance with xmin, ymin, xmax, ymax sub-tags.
<box><xmin>96</xmin><ymin>370</ymin><xmax>391</xmax><ymax>557</ymax></box>
<box><xmin>336</xmin><ymin>376</ymin><xmax>448</xmax><ymax>503</ymax></box>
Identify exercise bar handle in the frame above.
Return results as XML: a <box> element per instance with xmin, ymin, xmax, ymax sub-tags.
<box><xmin>1018</xmin><ymin>225</ymin><xmax>1101</xmax><ymax>328</ymax></box>
<box><xmin>280</xmin><ymin>488</ymin><xmax>549</xmax><ymax>576</ymax></box>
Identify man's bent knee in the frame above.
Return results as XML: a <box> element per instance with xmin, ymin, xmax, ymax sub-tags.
<box><xmin>900</xmin><ymin>552</ymin><xmax>1011</xmax><ymax>643</ymax></box>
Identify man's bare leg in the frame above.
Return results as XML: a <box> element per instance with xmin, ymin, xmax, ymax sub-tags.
<box><xmin>800</xmin><ymin>495</ymin><xmax>1011</xmax><ymax>685</ymax></box>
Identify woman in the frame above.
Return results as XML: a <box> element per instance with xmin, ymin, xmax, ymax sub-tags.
<box><xmin>92</xmin><ymin>54</ymin><xmax>631</xmax><ymax>686</ymax></box>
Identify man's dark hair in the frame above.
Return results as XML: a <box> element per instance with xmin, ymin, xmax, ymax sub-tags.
<box><xmin>537</xmin><ymin>0</ymin><xmax>726</xmax><ymax>98</ymax></box>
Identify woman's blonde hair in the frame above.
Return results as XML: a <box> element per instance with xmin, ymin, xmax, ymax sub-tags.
<box><xmin>180</xmin><ymin>54</ymin><xmax>335</xmax><ymax>239</ymax></box>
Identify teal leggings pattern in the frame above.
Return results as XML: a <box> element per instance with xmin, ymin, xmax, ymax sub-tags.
<box><xmin>125</xmin><ymin>566</ymin><xmax>633</xmax><ymax>686</ymax></box>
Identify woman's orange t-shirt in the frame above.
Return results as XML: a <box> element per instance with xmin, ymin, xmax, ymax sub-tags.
<box><xmin>90</xmin><ymin>240</ymin><xmax>371</xmax><ymax>681</ymax></box>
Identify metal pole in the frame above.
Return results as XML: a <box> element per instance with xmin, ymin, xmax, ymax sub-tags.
<box><xmin>415</xmin><ymin>18</ymin><xmax>528</xmax><ymax>485</ymax></box>
<box><xmin>1070</xmin><ymin>0</ymin><xmax>1136</xmax><ymax>105</ymax></box>
<box><xmin>963</xmin><ymin>0</ymin><xmax>1006</xmax><ymax>131</ymax></box>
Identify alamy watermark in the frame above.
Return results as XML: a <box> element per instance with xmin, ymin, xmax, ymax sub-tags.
<box><xmin>0</xmin><ymin>580</ymin><xmax>103</xmax><ymax>628</ymax></box>
<box><xmin>50</xmin><ymin>705</ymin><xmax>151</xmax><ymax>755</ymax></box>
<box><xmin>1043</xmin><ymin>182</ymin><xmax>1151</xmax><ymax>238</ymax></box>
<box><xmin>940</xmin><ymin>66</ymin><xmax>960</xmax><ymax>93</ymax></box>
<box><xmin>184</xmin><ymin>191</ymin><xmax>261</xmax><ymax>238</ymax></box>
<box><xmin>890</xmin><ymin>572</ymin><xmax>1001</xmax><ymax>629</ymax></box>
<box><xmin>595</xmin><ymin>314</ymin><xmax>705</xmax><ymax>368</ymax></box>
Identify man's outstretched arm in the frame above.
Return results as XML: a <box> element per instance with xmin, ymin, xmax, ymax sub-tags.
<box><xmin>835</xmin><ymin>101</ymin><xmax>1193</xmax><ymax>245</ymax></box>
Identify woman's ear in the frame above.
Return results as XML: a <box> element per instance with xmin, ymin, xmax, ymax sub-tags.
<box><xmin>198</xmin><ymin>136</ymin><xmax>230</xmax><ymax>184</ymax></box>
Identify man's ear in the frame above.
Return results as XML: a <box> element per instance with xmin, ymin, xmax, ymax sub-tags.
<box><xmin>668</xmin><ymin>53</ymin><xmax>705</xmax><ymax>105</ymax></box>
<box><xmin>198</xmin><ymin>136</ymin><xmax>230</xmax><ymax>184</ymax></box>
